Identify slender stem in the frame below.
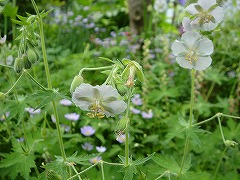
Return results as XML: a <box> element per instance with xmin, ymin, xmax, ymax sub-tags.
<box><xmin>102</xmin><ymin>161</ymin><xmax>123</xmax><ymax>166</ymax></box>
<box><xmin>205</xmin><ymin>82</ymin><xmax>215</xmax><ymax>102</ymax></box>
<box><xmin>4</xmin><ymin>16</ymin><xmax>7</xmax><ymax>35</ymax></box>
<box><xmin>52</xmin><ymin>100</ymin><xmax>66</xmax><ymax>160</ymax></box>
<box><xmin>189</xmin><ymin>69</ymin><xmax>195</xmax><ymax>125</ymax></box>
<box><xmin>178</xmin><ymin>69</ymin><xmax>195</xmax><ymax>177</ymax></box>
<box><xmin>213</xmin><ymin>147</ymin><xmax>227</xmax><ymax>179</ymax></box>
<box><xmin>193</xmin><ymin>113</ymin><xmax>240</xmax><ymax>127</ymax></box>
<box><xmin>5</xmin><ymin>73</ymin><xmax>24</xmax><ymax>95</ymax></box>
<box><xmin>125</xmin><ymin>87</ymin><xmax>133</xmax><ymax>167</ymax></box>
<box><xmin>30</xmin><ymin>0</ymin><xmax>67</xmax><ymax>161</ymax></box>
<box><xmin>193</xmin><ymin>113</ymin><xmax>221</xmax><ymax>126</ymax></box>
<box><xmin>67</xmin><ymin>163</ymin><xmax>99</xmax><ymax>180</ymax></box>
<box><xmin>70</xmin><ymin>164</ymin><xmax>82</xmax><ymax>180</ymax></box>
<box><xmin>221</xmin><ymin>114</ymin><xmax>240</xmax><ymax>119</ymax></box>
<box><xmin>79</xmin><ymin>66</ymin><xmax>113</xmax><ymax>76</ymax></box>
<box><xmin>24</xmin><ymin>70</ymin><xmax>47</xmax><ymax>90</ymax></box>
<box><xmin>101</xmin><ymin>162</ymin><xmax>105</xmax><ymax>180</ymax></box>
<box><xmin>217</xmin><ymin>116</ymin><xmax>226</xmax><ymax>142</ymax></box>
<box><xmin>178</xmin><ymin>138</ymin><xmax>189</xmax><ymax>176</ymax></box>
<box><xmin>0</xmin><ymin>64</ymin><xmax>14</xmax><ymax>69</ymax></box>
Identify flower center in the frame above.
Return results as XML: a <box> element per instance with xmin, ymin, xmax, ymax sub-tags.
<box><xmin>185</xmin><ymin>50</ymin><xmax>198</xmax><ymax>64</ymax></box>
<box><xmin>198</xmin><ymin>13</ymin><xmax>213</xmax><ymax>25</ymax></box>
<box><xmin>87</xmin><ymin>100</ymin><xmax>105</xmax><ymax>118</ymax></box>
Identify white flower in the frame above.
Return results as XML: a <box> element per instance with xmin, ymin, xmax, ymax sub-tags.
<box><xmin>60</xmin><ymin>99</ymin><xmax>73</xmax><ymax>106</ymax></box>
<box><xmin>96</xmin><ymin>146</ymin><xmax>107</xmax><ymax>153</ymax></box>
<box><xmin>171</xmin><ymin>31</ymin><xmax>214</xmax><ymax>71</ymax></box>
<box><xmin>185</xmin><ymin>0</ymin><xmax>224</xmax><ymax>31</ymax></box>
<box><xmin>72</xmin><ymin>83</ymin><xmax>127</xmax><ymax>118</ymax></box>
<box><xmin>0</xmin><ymin>35</ymin><xmax>6</xmax><ymax>44</ymax></box>
<box><xmin>154</xmin><ymin>0</ymin><xmax>168</xmax><ymax>13</ymax></box>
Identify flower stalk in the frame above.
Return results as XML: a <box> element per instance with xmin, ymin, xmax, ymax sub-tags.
<box><xmin>30</xmin><ymin>0</ymin><xmax>66</xmax><ymax>161</ymax></box>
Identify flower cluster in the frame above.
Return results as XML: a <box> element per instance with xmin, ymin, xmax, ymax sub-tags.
<box><xmin>171</xmin><ymin>0</ymin><xmax>224</xmax><ymax>71</ymax></box>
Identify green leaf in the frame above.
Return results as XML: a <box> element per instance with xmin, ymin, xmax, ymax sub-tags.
<box><xmin>43</xmin><ymin>160</ymin><xmax>68</xmax><ymax>179</ymax></box>
<box><xmin>11</xmin><ymin>18</ymin><xmax>29</xmax><ymax>26</ymax></box>
<box><xmin>123</xmin><ymin>165</ymin><xmax>137</xmax><ymax>180</ymax></box>
<box><xmin>26</xmin><ymin>90</ymin><xmax>57</xmax><ymax>110</ymax></box>
<box><xmin>133</xmin><ymin>153</ymin><xmax>155</xmax><ymax>166</ymax></box>
<box><xmin>0</xmin><ymin>139</ymin><xmax>36</xmax><ymax>179</ymax></box>
<box><xmin>152</xmin><ymin>154</ymin><xmax>180</xmax><ymax>174</ymax></box>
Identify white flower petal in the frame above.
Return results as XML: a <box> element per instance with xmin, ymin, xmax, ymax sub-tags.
<box><xmin>195</xmin><ymin>37</ymin><xmax>214</xmax><ymax>55</ymax></box>
<box><xmin>211</xmin><ymin>6</ymin><xmax>224</xmax><ymax>23</ymax></box>
<box><xmin>171</xmin><ymin>40</ymin><xmax>187</xmax><ymax>56</ymax></box>
<box><xmin>181</xmin><ymin>31</ymin><xmax>201</xmax><ymax>47</ymax></box>
<box><xmin>103</xmin><ymin>100</ymin><xmax>127</xmax><ymax>117</ymax></box>
<box><xmin>194</xmin><ymin>56</ymin><xmax>212</xmax><ymax>70</ymax></box>
<box><xmin>176</xmin><ymin>56</ymin><xmax>193</xmax><ymax>69</ymax></box>
<box><xmin>182</xmin><ymin>17</ymin><xmax>193</xmax><ymax>32</ymax></box>
<box><xmin>98</xmin><ymin>85</ymin><xmax>119</xmax><ymax>101</ymax></box>
<box><xmin>185</xmin><ymin>3</ymin><xmax>198</xmax><ymax>15</ymax></box>
<box><xmin>72</xmin><ymin>83</ymin><xmax>95</xmax><ymax>110</ymax></box>
<box><xmin>198</xmin><ymin>0</ymin><xmax>216</xmax><ymax>10</ymax></box>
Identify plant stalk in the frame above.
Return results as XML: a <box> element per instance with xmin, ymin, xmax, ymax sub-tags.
<box><xmin>30</xmin><ymin>0</ymin><xmax>66</xmax><ymax>161</ymax></box>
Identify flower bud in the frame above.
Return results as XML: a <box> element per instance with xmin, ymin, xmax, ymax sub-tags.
<box><xmin>27</xmin><ymin>49</ymin><xmax>38</xmax><ymax>64</ymax></box>
<box><xmin>14</xmin><ymin>57</ymin><xmax>23</xmax><ymax>73</ymax></box>
<box><xmin>22</xmin><ymin>54</ymin><xmax>32</xmax><ymax>69</ymax></box>
<box><xmin>70</xmin><ymin>74</ymin><xmax>84</xmax><ymax>94</ymax></box>
<box><xmin>224</xmin><ymin>140</ymin><xmax>238</xmax><ymax>147</ymax></box>
<box><xmin>0</xmin><ymin>92</ymin><xmax>5</xmax><ymax>101</ymax></box>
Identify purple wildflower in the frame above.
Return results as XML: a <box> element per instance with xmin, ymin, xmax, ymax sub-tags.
<box><xmin>17</xmin><ymin>137</ymin><xmax>25</xmax><ymax>142</ymax></box>
<box><xmin>60</xmin><ymin>99</ymin><xmax>73</xmax><ymax>106</ymax></box>
<box><xmin>80</xmin><ymin>125</ymin><xmax>96</xmax><ymax>136</ymax></box>
<box><xmin>89</xmin><ymin>156</ymin><xmax>102</xmax><ymax>164</ymax></box>
<box><xmin>178</xmin><ymin>0</ymin><xmax>186</xmax><ymax>6</ymax></box>
<box><xmin>64</xmin><ymin>113</ymin><xmax>80</xmax><ymax>121</ymax></box>
<box><xmin>82</xmin><ymin>142</ymin><xmax>94</xmax><ymax>151</ymax></box>
<box><xmin>141</xmin><ymin>110</ymin><xmax>153</xmax><ymax>119</ymax></box>
<box><xmin>96</xmin><ymin>146</ymin><xmax>107</xmax><ymax>153</ymax></box>
<box><xmin>131</xmin><ymin>94</ymin><xmax>142</xmax><ymax>106</ymax></box>
<box><xmin>130</xmin><ymin>107</ymin><xmax>141</xmax><ymax>114</ymax></box>
<box><xmin>25</xmin><ymin>107</ymin><xmax>41</xmax><ymax>116</ymax></box>
<box><xmin>116</xmin><ymin>134</ymin><xmax>126</xmax><ymax>143</ymax></box>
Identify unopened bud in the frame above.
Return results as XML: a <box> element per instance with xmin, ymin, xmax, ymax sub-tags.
<box><xmin>22</xmin><ymin>54</ymin><xmax>32</xmax><ymax>69</ymax></box>
<box><xmin>0</xmin><ymin>92</ymin><xmax>5</xmax><ymax>101</ymax></box>
<box><xmin>27</xmin><ymin>49</ymin><xmax>38</xmax><ymax>64</ymax></box>
<box><xmin>14</xmin><ymin>57</ymin><xmax>23</xmax><ymax>73</ymax></box>
<box><xmin>70</xmin><ymin>75</ymin><xmax>84</xmax><ymax>94</ymax></box>
<box><xmin>224</xmin><ymin>140</ymin><xmax>238</xmax><ymax>147</ymax></box>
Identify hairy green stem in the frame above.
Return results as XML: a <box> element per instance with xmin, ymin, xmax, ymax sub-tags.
<box><xmin>178</xmin><ymin>69</ymin><xmax>195</xmax><ymax>177</ymax></box>
<box><xmin>125</xmin><ymin>87</ymin><xmax>133</xmax><ymax>167</ymax></box>
<box><xmin>5</xmin><ymin>73</ymin><xmax>24</xmax><ymax>95</ymax></box>
<box><xmin>67</xmin><ymin>163</ymin><xmax>99</xmax><ymax>180</ymax></box>
<box><xmin>79</xmin><ymin>66</ymin><xmax>113</xmax><ymax>76</ymax></box>
<box><xmin>205</xmin><ymin>82</ymin><xmax>215</xmax><ymax>102</ymax></box>
<box><xmin>217</xmin><ymin>116</ymin><xmax>226</xmax><ymax>142</ymax></box>
<box><xmin>101</xmin><ymin>162</ymin><xmax>105</xmax><ymax>180</ymax></box>
<box><xmin>24</xmin><ymin>70</ymin><xmax>47</xmax><ymax>90</ymax></box>
<box><xmin>30</xmin><ymin>0</ymin><xmax>66</xmax><ymax>161</ymax></box>
<box><xmin>70</xmin><ymin>164</ymin><xmax>82</xmax><ymax>180</ymax></box>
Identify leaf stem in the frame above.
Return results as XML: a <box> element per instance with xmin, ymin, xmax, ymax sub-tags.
<box><xmin>5</xmin><ymin>73</ymin><xmax>24</xmax><ymax>95</ymax></box>
<box><xmin>79</xmin><ymin>66</ymin><xmax>113</xmax><ymax>76</ymax></box>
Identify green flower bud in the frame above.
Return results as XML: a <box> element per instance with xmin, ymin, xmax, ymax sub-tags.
<box><xmin>70</xmin><ymin>74</ymin><xmax>84</xmax><ymax>94</ymax></box>
<box><xmin>22</xmin><ymin>54</ymin><xmax>32</xmax><ymax>69</ymax></box>
<box><xmin>14</xmin><ymin>57</ymin><xmax>23</xmax><ymax>73</ymax></box>
<box><xmin>116</xmin><ymin>116</ymin><xmax>129</xmax><ymax>132</ymax></box>
<box><xmin>27</xmin><ymin>49</ymin><xmax>38</xmax><ymax>64</ymax></box>
<box><xmin>0</xmin><ymin>92</ymin><xmax>5</xmax><ymax>101</ymax></box>
<box><xmin>224</xmin><ymin>140</ymin><xmax>238</xmax><ymax>147</ymax></box>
